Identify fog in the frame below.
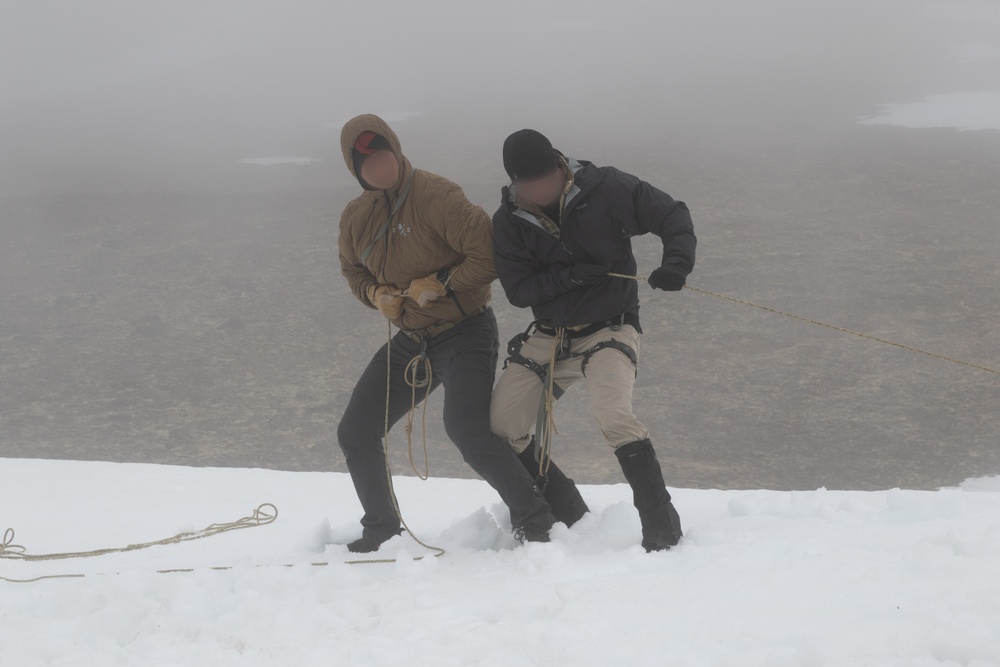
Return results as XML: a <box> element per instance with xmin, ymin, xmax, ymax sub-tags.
<box><xmin>3</xmin><ymin>0</ymin><xmax>996</xmax><ymax>192</ymax></box>
<box><xmin>2</xmin><ymin>1</ymin><xmax>999</xmax><ymax>490</ymax></box>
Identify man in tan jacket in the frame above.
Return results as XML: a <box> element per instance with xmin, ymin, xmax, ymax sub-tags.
<box><xmin>336</xmin><ymin>114</ymin><xmax>561</xmax><ymax>552</ymax></box>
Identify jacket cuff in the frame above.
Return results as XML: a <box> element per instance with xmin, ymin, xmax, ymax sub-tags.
<box><xmin>661</xmin><ymin>256</ymin><xmax>691</xmax><ymax>276</ymax></box>
<box><xmin>363</xmin><ymin>282</ymin><xmax>380</xmax><ymax>308</ymax></box>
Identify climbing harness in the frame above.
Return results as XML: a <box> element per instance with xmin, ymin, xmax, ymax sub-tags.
<box><xmin>503</xmin><ymin>316</ymin><xmax>640</xmax><ymax>393</ymax></box>
<box><xmin>504</xmin><ymin>322</ymin><xmax>564</xmax><ymax>398</ymax></box>
<box><xmin>504</xmin><ymin>315</ymin><xmax>640</xmax><ymax>491</ymax></box>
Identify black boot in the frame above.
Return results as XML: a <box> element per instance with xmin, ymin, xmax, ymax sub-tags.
<box><xmin>615</xmin><ymin>439</ymin><xmax>683</xmax><ymax>552</ymax></box>
<box><xmin>517</xmin><ymin>440</ymin><xmax>590</xmax><ymax>527</ymax></box>
<box><xmin>347</xmin><ymin>527</ymin><xmax>404</xmax><ymax>554</ymax></box>
<box><xmin>513</xmin><ymin>525</ymin><xmax>551</xmax><ymax>544</ymax></box>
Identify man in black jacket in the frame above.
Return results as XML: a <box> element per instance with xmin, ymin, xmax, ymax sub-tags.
<box><xmin>489</xmin><ymin>129</ymin><xmax>696</xmax><ymax>551</ymax></box>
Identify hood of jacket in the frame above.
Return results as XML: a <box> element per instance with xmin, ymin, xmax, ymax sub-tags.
<box><xmin>340</xmin><ymin>114</ymin><xmax>413</xmax><ymax>191</ymax></box>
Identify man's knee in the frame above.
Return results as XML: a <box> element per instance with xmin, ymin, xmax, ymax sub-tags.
<box><xmin>592</xmin><ymin>399</ymin><xmax>649</xmax><ymax>448</ymax></box>
<box><xmin>585</xmin><ymin>363</ymin><xmax>646</xmax><ymax>448</ymax></box>
<box><xmin>490</xmin><ymin>372</ymin><xmax>538</xmax><ymax>442</ymax></box>
<box><xmin>489</xmin><ymin>392</ymin><xmax>540</xmax><ymax>452</ymax></box>
<box><xmin>442</xmin><ymin>415</ymin><xmax>479</xmax><ymax>451</ymax></box>
<box><xmin>484</xmin><ymin>404</ymin><xmax>532</xmax><ymax>452</ymax></box>
<box><xmin>336</xmin><ymin>419</ymin><xmax>356</xmax><ymax>455</ymax></box>
<box><xmin>445</xmin><ymin>418</ymin><xmax>506</xmax><ymax>467</ymax></box>
<box><xmin>337</xmin><ymin>403</ymin><xmax>380</xmax><ymax>453</ymax></box>
<box><xmin>489</xmin><ymin>402</ymin><xmax>523</xmax><ymax>441</ymax></box>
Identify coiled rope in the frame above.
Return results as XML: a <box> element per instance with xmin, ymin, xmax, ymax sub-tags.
<box><xmin>369</xmin><ymin>318</ymin><xmax>446</xmax><ymax>562</ymax></box>
<box><xmin>403</xmin><ymin>347</ymin><xmax>433</xmax><ymax>480</ymax></box>
<box><xmin>533</xmin><ymin>328</ymin><xmax>564</xmax><ymax>486</ymax></box>
<box><xmin>1</xmin><ymin>287</ymin><xmax>458</xmax><ymax>582</ymax></box>
<box><xmin>392</xmin><ymin>269</ymin><xmax>457</xmax><ymax>481</ymax></box>
<box><xmin>1</xmin><ymin>504</ymin><xmax>277</xmax><ymax>583</ymax></box>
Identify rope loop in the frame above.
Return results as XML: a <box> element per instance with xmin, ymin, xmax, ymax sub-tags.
<box><xmin>1</xmin><ymin>528</ymin><xmax>26</xmax><ymax>556</ymax></box>
<box><xmin>402</xmin><ymin>344</ymin><xmax>433</xmax><ymax>480</ymax></box>
<box><xmin>403</xmin><ymin>352</ymin><xmax>432</xmax><ymax>390</ymax></box>
<box><xmin>0</xmin><ymin>503</ymin><xmax>278</xmax><ymax>563</ymax></box>
<box><xmin>381</xmin><ymin>320</ymin><xmax>444</xmax><ymax>555</ymax></box>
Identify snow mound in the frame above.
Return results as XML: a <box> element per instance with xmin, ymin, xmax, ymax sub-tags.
<box><xmin>957</xmin><ymin>475</ymin><xmax>1000</xmax><ymax>493</ymax></box>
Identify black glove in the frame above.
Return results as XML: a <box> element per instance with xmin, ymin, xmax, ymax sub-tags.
<box><xmin>648</xmin><ymin>264</ymin><xmax>687</xmax><ymax>291</ymax></box>
<box><xmin>569</xmin><ymin>263</ymin><xmax>608</xmax><ymax>287</ymax></box>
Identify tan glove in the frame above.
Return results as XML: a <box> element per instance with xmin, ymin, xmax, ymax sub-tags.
<box><xmin>408</xmin><ymin>272</ymin><xmax>447</xmax><ymax>308</ymax></box>
<box><xmin>366</xmin><ymin>283</ymin><xmax>405</xmax><ymax>320</ymax></box>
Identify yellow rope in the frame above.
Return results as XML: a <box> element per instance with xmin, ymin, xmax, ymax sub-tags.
<box><xmin>0</xmin><ymin>504</ymin><xmax>277</xmax><ymax>562</ymax></box>
<box><xmin>608</xmin><ymin>273</ymin><xmax>1000</xmax><ymax>377</ymax></box>
<box><xmin>1</xmin><ymin>572</ymin><xmax>88</xmax><ymax>583</ymax></box>
<box><xmin>403</xmin><ymin>353</ymin><xmax>432</xmax><ymax>481</ymax></box>
<box><xmin>537</xmin><ymin>328</ymin><xmax>562</xmax><ymax>481</ymax></box>
<box><xmin>360</xmin><ymin>269</ymin><xmax>456</xmax><ymax>559</ymax></box>
<box><xmin>374</xmin><ymin>319</ymin><xmax>445</xmax><ymax>561</ymax></box>
<box><xmin>1</xmin><ymin>504</ymin><xmax>278</xmax><ymax>583</ymax></box>
<box><xmin>2</xmin><ymin>557</ymin><xmax>436</xmax><ymax>583</ymax></box>
<box><xmin>400</xmin><ymin>269</ymin><xmax>459</xmax><ymax>480</ymax></box>
<box><xmin>0</xmin><ymin>290</ymin><xmax>459</xmax><ymax>582</ymax></box>
<box><xmin>391</xmin><ymin>269</ymin><xmax>455</xmax><ymax>480</ymax></box>
<box><xmin>0</xmin><ymin>325</ymin><xmax>449</xmax><ymax>579</ymax></box>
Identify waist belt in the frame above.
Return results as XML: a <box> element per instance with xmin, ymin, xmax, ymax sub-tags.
<box><xmin>400</xmin><ymin>306</ymin><xmax>487</xmax><ymax>342</ymax></box>
<box><xmin>503</xmin><ymin>315</ymin><xmax>639</xmax><ymax>396</ymax></box>
<box><xmin>536</xmin><ymin>311</ymin><xmax>639</xmax><ymax>339</ymax></box>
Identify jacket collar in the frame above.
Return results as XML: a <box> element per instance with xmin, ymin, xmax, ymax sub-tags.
<box><xmin>504</xmin><ymin>157</ymin><xmax>602</xmax><ymax>231</ymax></box>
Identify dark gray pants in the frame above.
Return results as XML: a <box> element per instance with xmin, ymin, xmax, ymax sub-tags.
<box><xmin>337</xmin><ymin>308</ymin><xmax>555</xmax><ymax>542</ymax></box>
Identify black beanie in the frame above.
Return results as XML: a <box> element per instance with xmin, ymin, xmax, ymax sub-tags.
<box><xmin>503</xmin><ymin>129</ymin><xmax>561</xmax><ymax>182</ymax></box>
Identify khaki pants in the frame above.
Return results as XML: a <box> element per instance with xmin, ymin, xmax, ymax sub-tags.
<box><xmin>490</xmin><ymin>324</ymin><xmax>649</xmax><ymax>452</ymax></box>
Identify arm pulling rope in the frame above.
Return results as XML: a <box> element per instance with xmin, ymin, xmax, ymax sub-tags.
<box><xmin>607</xmin><ymin>272</ymin><xmax>1000</xmax><ymax>376</ymax></box>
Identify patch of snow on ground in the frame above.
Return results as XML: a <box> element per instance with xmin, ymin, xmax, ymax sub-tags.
<box><xmin>859</xmin><ymin>91</ymin><xmax>1000</xmax><ymax>131</ymax></box>
<box><xmin>237</xmin><ymin>157</ymin><xmax>322</xmax><ymax>166</ymax></box>
<box><xmin>2</xmin><ymin>458</ymin><xmax>1000</xmax><ymax>666</ymax></box>
<box><xmin>957</xmin><ymin>475</ymin><xmax>1000</xmax><ymax>493</ymax></box>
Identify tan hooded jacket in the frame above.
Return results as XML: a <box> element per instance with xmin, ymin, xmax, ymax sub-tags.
<box><xmin>338</xmin><ymin>114</ymin><xmax>496</xmax><ymax>331</ymax></box>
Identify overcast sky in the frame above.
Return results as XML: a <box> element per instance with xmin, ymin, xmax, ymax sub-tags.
<box><xmin>1</xmin><ymin>0</ymin><xmax>996</xmax><ymax>193</ymax></box>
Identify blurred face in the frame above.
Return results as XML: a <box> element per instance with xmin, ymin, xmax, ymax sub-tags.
<box><xmin>515</xmin><ymin>168</ymin><xmax>566</xmax><ymax>207</ymax></box>
<box><xmin>359</xmin><ymin>150</ymin><xmax>399</xmax><ymax>190</ymax></box>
